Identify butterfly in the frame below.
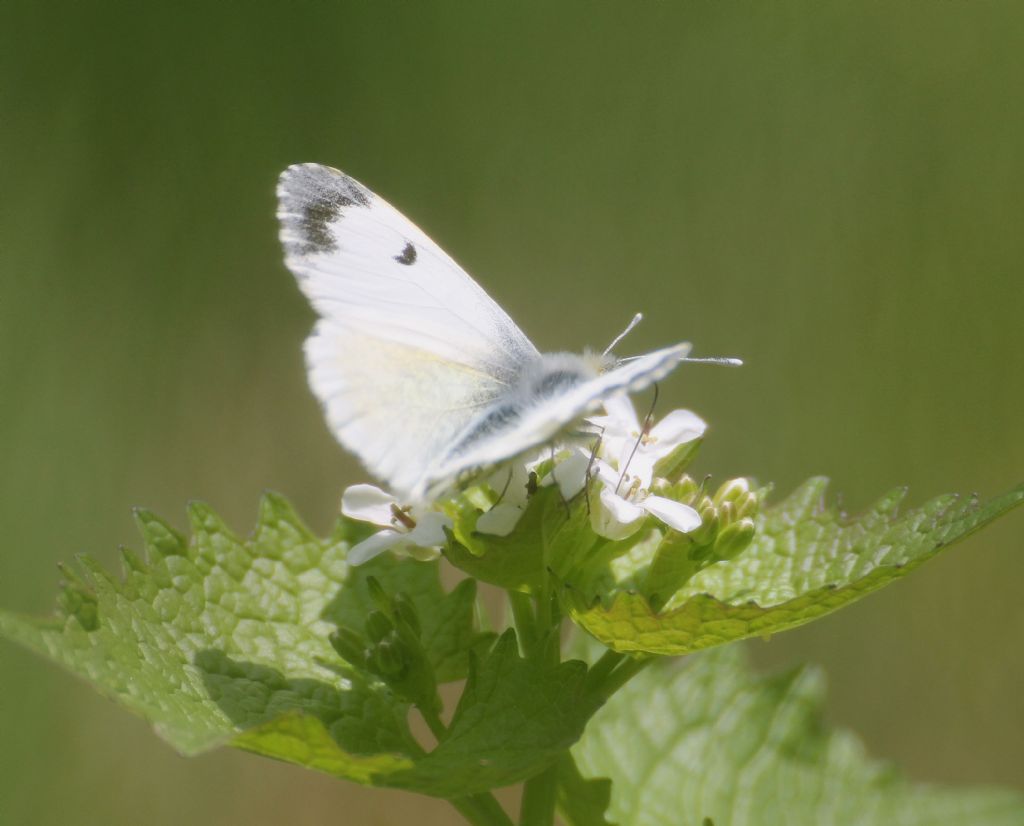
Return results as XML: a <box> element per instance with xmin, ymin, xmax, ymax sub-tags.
<box><xmin>277</xmin><ymin>164</ymin><xmax>730</xmax><ymax>503</ymax></box>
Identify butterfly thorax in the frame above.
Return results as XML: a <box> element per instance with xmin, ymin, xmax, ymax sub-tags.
<box><xmin>515</xmin><ymin>351</ymin><xmax>612</xmax><ymax>403</ymax></box>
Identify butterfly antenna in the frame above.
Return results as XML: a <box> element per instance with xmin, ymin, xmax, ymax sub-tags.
<box><xmin>616</xmin><ymin>354</ymin><xmax>743</xmax><ymax>366</ymax></box>
<box><xmin>603</xmin><ymin>312</ymin><xmax>644</xmax><ymax>356</ymax></box>
<box><xmin>615</xmin><ymin>383</ymin><xmax>659</xmax><ymax>495</ymax></box>
<box><xmin>680</xmin><ymin>356</ymin><xmax>744</xmax><ymax>366</ymax></box>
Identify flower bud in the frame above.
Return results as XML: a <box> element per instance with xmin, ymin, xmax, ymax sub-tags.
<box><xmin>673</xmin><ymin>475</ymin><xmax>700</xmax><ymax>503</ymax></box>
<box><xmin>392</xmin><ymin>593</ymin><xmax>422</xmax><ymax>637</ymax></box>
<box><xmin>372</xmin><ymin>640</ymin><xmax>407</xmax><ymax>679</ymax></box>
<box><xmin>718</xmin><ymin>500</ymin><xmax>736</xmax><ymax>527</ymax></box>
<box><xmin>329</xmin><ymin>628</ymin><xmax>367</xmax><ymax>667</ymax></box>
<box><xmin>366</xmin><ymin>576</ymin><xmax>390</xmax><ymax>613</ymax></box>
<box><xmin>713</xmin><ymin>518</ymin><xmax>755</xmax><ymax>560</ymax></box>
<box><xmin>713</xmin><ymin>478</ymin><xmax>751</xmax><ymax>509</ymax></box>
<box><xmin>735</xmin><ymin>491</ymin><xmax>760</xmax><ymax>520</ymax></box>
<box><xmin>365</xmin><ymin>609</ymin><xmax>394</xmax><ymax>643</ymax></box>
<box><xmin>689</xmin><ymin>503</ymin><xmax>719</xmax><ymax>546</ymax></box>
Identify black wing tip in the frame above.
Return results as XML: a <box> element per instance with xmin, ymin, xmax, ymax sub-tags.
<box><xmin>277</xmin><ymin>163</ymin><xmax>373</xmax><ymax>257</ymax></box>
<box><xmin>276</xmin><ymin>163</ymin><xmax>371</xmax><ymax>205</ymax></box>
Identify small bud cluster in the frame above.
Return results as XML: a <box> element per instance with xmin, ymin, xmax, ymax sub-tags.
<box><xmin>329</xmin><ymin>577</ymin><xmax>440</xmax><ymax>715</ymax></box>
<box><xmin>655</xmin><ymin>475</ymin><xmax>759</xmax><ymax>562</ymax></box>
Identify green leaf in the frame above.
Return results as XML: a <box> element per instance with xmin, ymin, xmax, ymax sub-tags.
<box><xmin>398</xmin><ymin>629</ymin><xmax>602</xmax><ymax>797</ymax></box>
<box><xmin>557</xmin><ymin>754</ymin><xmax>615</xmax><ymax>826</ymax></box>
<box><xmin>571</xmin><ymin>646</ymin><xmax>1024</xmax><ymax>826</ymax></box>
<box><xmin>0</xmin><ymin>494</ymin><xmax>589</xmax><ymax>798</ymax></box>
<box><xmin>562</xmin><ymin>479</ymin><xmax>1024</xmax><ymax>655</ymax></box>
<box><xmin>445</xmin><ymin>485</ymin><xmax>595</xmax><ymax>593</ymax></box>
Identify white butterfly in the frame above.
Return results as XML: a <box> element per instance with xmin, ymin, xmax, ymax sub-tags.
<box><xmin>277</xmin><ymin>164</ymin><xmax>732</xmax><ymax>503</ymax></box>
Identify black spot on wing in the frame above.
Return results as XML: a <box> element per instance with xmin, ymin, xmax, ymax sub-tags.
<box><xmin>394</xmin><ymin>241</ymin><xmax>417</xmax><ymax>266</ymax></box>
<box><xmin>278</xmin><ymin>164</ymin><xmax>372</xmax><ymax>256</ymax></box>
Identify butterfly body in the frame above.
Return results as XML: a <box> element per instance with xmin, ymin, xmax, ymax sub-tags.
<box><xmin>277</xmin><ymin>164</ymin><xmax>691</xmax><ymax>501</ymax></box>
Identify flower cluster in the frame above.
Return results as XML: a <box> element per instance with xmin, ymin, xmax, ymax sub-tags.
<box><xmin>583</xmin><ymin>396</ymin><xmax>705</xmax><ymax>540</ymax></box>
<box><xmin>340</xmin><ymin>396</ymin><xmax>711</xmax><ymax>564</ymax></box>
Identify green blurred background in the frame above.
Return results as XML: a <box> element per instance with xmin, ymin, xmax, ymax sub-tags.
<box><xmin>2</xmin><ymin>2</ymin><xmax>1022</xmax><ymax>823</ymax></box>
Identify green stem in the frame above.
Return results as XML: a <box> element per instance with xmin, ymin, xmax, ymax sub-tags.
<box><xmin>534</xmin><ymin>579</ymin><xmax>563</xmax><ymax>667</ymax></box>
<box><xmin>535</xmin><ymin>577</ymin><xmax>553</xmax><ymax>632</ymax></box>
<box><xmin>517</xmin><ymin>566</ymin><xmax>565</xmax><ymax>825</ymax></box>
<box><xmin>598</xmin><ymin>653</ymin><xmax>652</xmax><ymax>700</ymax></box>
<box><xmin>420</xmin><ymin>705</ymin><xmax>448</xmax><ymax>743</ymax></box>
<box><xmin>583</xmin><ymin>648</ymin><xmax>625</xmax><ymax>694</ymax></box>
<box><xmin>519</xmin><ymin>762</ymin><xmax>559</xmax><ymax>826</ymax></box>
<box><xmin>451</xmin><ymin>793</ymin><xmax>514</xmax><ymax>826</ymax></box>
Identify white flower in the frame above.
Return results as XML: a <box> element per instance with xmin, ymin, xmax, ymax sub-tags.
<box><xmin>474</xmin><ymin>461</ymin><xmax>532</xmax><ymax>536</ymax></box>
<box><xmin>341</xmin><ymin>484</ymin><xmax>451</xmax><ymax>565</ymax></box>
<box><xmin>475</xmin><ymin>449</ymin><xmax>593</xmax><ymax>536</ymax></box>
<box><xmin>586</xmin><ymin>396</ymin><xmax>705</xmax><ymax>540</ymax></box>
<box><xmin>589</xmin><ymin>395</ymin><xmax>706</xmax><ymax>482</ymax></box>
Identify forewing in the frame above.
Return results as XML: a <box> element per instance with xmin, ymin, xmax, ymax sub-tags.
<box><xmin>416</xmin><ymin>343</ymin><xmax>692</xmax><ymax>500</ymax></box>
<box><xmin>278</xmin><ymin>164</ymin><xmax>540</xmax><ymax>496</ymax></box>
<box><xmin>278</xmin><ymin>164</ymin><xmax>537</xmax><ymax>375</ymax></box>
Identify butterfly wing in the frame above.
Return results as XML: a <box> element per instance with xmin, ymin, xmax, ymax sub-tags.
<box><xmin>278</xmin><ymin>164</ymin><xmax>541</xmax><ymax>497</ymax></box>
<box><xmin>416</xmin><ymin>342</ymin><xmax>691</xmax><ymax>500</ymax></box>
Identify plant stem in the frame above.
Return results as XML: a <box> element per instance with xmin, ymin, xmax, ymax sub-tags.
<box><xmin>598</xmin><ymin>653</ymin><xmax>652</xmax><ymax>700</ymax></box>
<box><xmin>451</xmin><ymin>793</ymin><xmax>515</xmax><ymax>826</ymax></box>
<box><xmin>420</xmin><ymin>704</ymin><xmax>448</xmax><ymax>743</ymax></box>
<box><xmin>519</xmin><ymin>762</ymin><xmax>559</xmax><ymax>826</ymax></box>
<box><xmin>535</xmin><ymin>578</ymin><xmax>552</xmax><ymax>632</ymax></box>
<box><xmin>583</xmin><ymin>648</ymin><xmax>624</xmax><ymax>694</ymax></box>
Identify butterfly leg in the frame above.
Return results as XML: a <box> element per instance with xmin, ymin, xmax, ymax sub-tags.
<box><xmin>581</xmin><ymin>426</ymin><xmax>605</xmax><ymax>517</ymax></box>
<box><xmin>492</xmin><ymin>467</ymin><xmax>514</xmax><ymax>506</ymax></box>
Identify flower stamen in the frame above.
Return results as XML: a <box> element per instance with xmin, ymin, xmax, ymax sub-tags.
<box><xmin>390</xmin><ymin>503</ymin><xmax>417</xmax><ymax>530</ymax></box>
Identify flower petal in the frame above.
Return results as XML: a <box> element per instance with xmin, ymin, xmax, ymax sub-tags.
<box><xmin>476</xmin><ymin>503</ymin><xmax>525</xmax><ymax>537</ymax></box>
<box><xmin>649</xmin><ymin>409</ymin><xmax>706</xmax><ymax>452</ymax></box>
<box><xmin>347</xmin><ymin>529</ymin><xmax>403</xmax><ymax>565</ymax></box>
<box><xmin>550</xmin><ymin>450</ymin><xmax>590</xmax><ymax>499</ymax></box>
<box><xmin>409</xmin><ymin>511</ymin><xmax>453</xmax><ymax>546</ymax></box>
<box><xmin>341</xmin><ymin>484</ymin><xmax>399</xmax><ymax>527</ymax></box>
<box><xmin>406</xmin><ymin>544</ymin><xmax>443</xmax><ymax>562</ymax></box>
<box><xmin>593</xmin><ymin>457</ymin><xmax>622</xmax><ymax>488</ymax></box>
<box><xmin>601</xmin><ymin>487</ymin><xmax>646</xmax><ymax>523</ymax></box>
<box><xmin>486</xmin><ymin>461</ymin><xmax>532</xmax><ymax>506</ymax></box>
<box><xmin>590</xmin><ymin>485</ymin><xmax>647</xmax><ymax>540</ymax></box>
<box><xmin>641</xmin><ymin>495</ymin><xmax>702</xmax><ymax>533</ymax></box>
<box><xmin>601</xmin><ymin>394</ymin><xmax>641</xmax><ymax>434</ymax></box>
